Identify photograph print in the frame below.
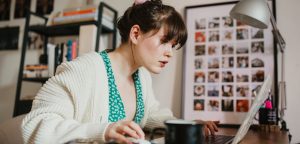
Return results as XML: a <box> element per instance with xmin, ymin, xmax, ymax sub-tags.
<box><xmin>194</xmin><ymin>85</ymin><xmax>205</xmax><ymax>97</ymax></box>
<box><xmin>195</xmin><ymin>58</ymin><xmax>205</xmax><ymax>69</ymax></box>
<box><xmin>236</xmin><ymin>70</ymin><xmax>249</xmax><ymax>82</ymax></box>
<box><xmin>251</xmin><ymin>28</ymin><xmax>264</xmax><ymax>39</ymax></box>
<box><xmin>207</xmin><ymin>100</ymin><xmax>220</xmax><ymax>111</ymax></box>
<box><xmin>236</xmin><ymin>42</ymin><xmax>249</xmax><ymax>54</ymax></box>
<box><xmin>194</xmin><ymin>99</ymin><xmax>205</xmax><ymax>111</ymax></box>
<box><xmin>208</xmin><ymin>44</ymin><xmax>220</xmax><ymax>55</ymax></box>
<box><xmin>195</xmin><ymin>18</ymin><xmax>206</xmax><ymax>29</ymax></box>
<box><xmin>195</xmin><ymin>31</ymin><xmax>206</xmax><ymax>43</ymax></box>
<box><xmin>222</xmin><ymin>16</ymin><xmax>234</xmax><ymax>28</ymax></box>
<box><xmin>222</xmin><ymin>56</ymin><xmax>234</xmax><ymax>68</ymax></box>
<box><xmin>222</xmin><ymin>43</ymin><xmax>234</xmax><ymax>55</ymax></box>
<box><xmin>207</xmin><ymin>85</ymin><xmax>219</xmax><ymax>97</ymax></box>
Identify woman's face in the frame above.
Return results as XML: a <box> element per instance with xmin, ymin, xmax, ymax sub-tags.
<box><xmin>135</xmin><ymin>26</ymin><xmax>175</xmax><ymax>74</ymax></box>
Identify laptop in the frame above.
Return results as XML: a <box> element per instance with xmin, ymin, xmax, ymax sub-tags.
<box><xmin>152</xmin><ymin>75</ymin><xmax>273</xmax><ymax>144</ymax></box>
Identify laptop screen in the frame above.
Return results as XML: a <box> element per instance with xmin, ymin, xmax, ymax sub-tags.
<box><xmin>231</xmin><ymin>75</ymin><xmax>273</xmax><ymax>144</ymax></box>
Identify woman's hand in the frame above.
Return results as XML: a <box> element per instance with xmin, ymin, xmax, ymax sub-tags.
<box><xmin>195</xmin><ymin>120</ymin><xmax>219</xmax><ymax>136</ymax></box>
<box><xmin>203</xmin><ymin>120</ymin><xmax>219</xmax><ymax>136</ymax></box>
<box><xmin>105</xmin><ymin>120</ymin><xmax>145</xmax><ymax>144</ymax></box>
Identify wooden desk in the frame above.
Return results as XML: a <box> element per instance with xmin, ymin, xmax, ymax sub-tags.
<box><xmin>147</xmin><ymin>127</ymin><xmax>289</xmax><ymax>144</ymax></box>
<box><xmin>216</xmin><ymin>127</ymin><xmax>289</xmax><ymax>144</ymax></box>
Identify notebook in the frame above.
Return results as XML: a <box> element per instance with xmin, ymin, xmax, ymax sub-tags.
<box><xmin>152</xmin><ymin>75</ymin><xmax>273</xmax><ymax>144</ymax></box>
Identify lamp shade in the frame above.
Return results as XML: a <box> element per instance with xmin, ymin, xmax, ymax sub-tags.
<box><xmin>230</xmin><ymin>0</ymin><xmax>270</xmax><ymax>29</ymax></box>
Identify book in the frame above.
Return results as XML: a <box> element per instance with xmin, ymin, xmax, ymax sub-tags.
<box><xmin>54</xmin><ymin>45</ymin><xmax>64</xmax><ymax>72</ymax></box>
<box><xmin>62</xmin><ymin>5</ymin><xmax>97</xmax><ymax>16</ymax></box>
<box><xmin>71</xmin><ymin>41</ymin><xmax>77</xmax><ymax>59</ymax></box>
<box><xmin>63</xmin><ymin>7</ymin><xmax>97</xmax><ymax>16</ymax></box>
<box><xmin>66</xmin><ymin>40</ymin><xmax>73</xmax><ymax>61</ymax></box>
<box><xmin>47</xmin><ymin>43</ymin><xmax>56</xmax><ymax>77</ymax></box>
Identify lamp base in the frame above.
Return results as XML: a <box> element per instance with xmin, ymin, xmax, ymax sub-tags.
<box><xmin>280</xmin><ymin>120</ymin><xmax>287</xmax><ymax>131</ymax></box>
<box><xmin>280</xmin><ymin>120</ymin><xmax>292</xmax><ymax>142</ymax></box>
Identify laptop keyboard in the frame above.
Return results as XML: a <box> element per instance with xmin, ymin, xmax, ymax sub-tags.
<box><xmin>205</xmin><ymin>135</ymin><xmax>234</xmax><ymax>144</ymax></box>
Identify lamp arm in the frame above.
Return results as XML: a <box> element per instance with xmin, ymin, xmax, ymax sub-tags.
<box><xmin>268</xmin><ymin>4</ymin><xmax>286</xmax><ymax>81</ymax></box>
<box><xmin>268</xmin><ymin>4</ymin><xmax>286</xmax><ymax>53</ymax></box>
<box><xmin>267</xmin><ymin>4</ymin><xmax>287</xmax><ymax>119</ymax></box>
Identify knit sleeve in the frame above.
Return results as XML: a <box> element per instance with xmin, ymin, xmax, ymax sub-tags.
<box><xmin>22</xmin><ymin>54</ymin><xmax>109</xmax><ymax>144</ymax></box>
<box><xmin>140</xmin><ymin>68</ymin><xmax>177</xmax><ymax>129</ymax></box>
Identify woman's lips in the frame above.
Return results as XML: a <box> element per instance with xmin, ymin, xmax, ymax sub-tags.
<box><xmin>159</xmin><ymin>61</ymin><xmax>168</xmax><ymax>67</ymax></box>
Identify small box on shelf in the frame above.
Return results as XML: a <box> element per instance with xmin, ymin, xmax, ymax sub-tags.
<box><xmin>23</xmin><ymin>64</ymin><xmax>49</xmax><ymax>78</ymax></box>
<box><xmin>51</xmin><ymin>5</ymin><xmax>99</xmax><ymax>26</ymax></box>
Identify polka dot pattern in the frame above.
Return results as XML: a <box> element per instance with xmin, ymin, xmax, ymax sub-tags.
<box><xmin>100</xmin><ymin>51</ymin><xmax>144</xmax><ymax>124</ymax></box>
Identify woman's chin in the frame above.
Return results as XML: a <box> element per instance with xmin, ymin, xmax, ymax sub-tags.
<box><xmin>145</xmin><ymin>66</ymin><xmax>162</xmax><ymax>74</ymax></box>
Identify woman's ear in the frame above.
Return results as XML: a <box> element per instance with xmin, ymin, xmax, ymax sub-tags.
<box><xmin>129</xmin><ymin>25</ymin><xmax>141</xmax><ymax>44</ymax></box>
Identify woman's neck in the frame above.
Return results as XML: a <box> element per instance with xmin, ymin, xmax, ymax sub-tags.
<box><xmin>108</xmin><ymin>43</ymin><xmax>140</xmax><ymax>78</ymax></box>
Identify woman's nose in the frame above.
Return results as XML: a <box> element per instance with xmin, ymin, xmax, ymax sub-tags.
<box><xmin>165</xmin><ymin>48</ymin><xmax>173</xmax><ymax>58</ymax></box>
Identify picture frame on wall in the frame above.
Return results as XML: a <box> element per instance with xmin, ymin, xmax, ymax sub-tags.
<box><xmin>0</xmin><ymin>27</ymin><xmax>19</xmax><ymax>50</ymax></box>
<box><xmin>183</xmin><ymin>0</ymin><xmax>277</xmax><ymax>125</ymax></box>
<box><xmin>0</xmin><ymin>0</ymin><xmax>11</xmax><ymax>21</ymax></box>
<box><xmin>14</xmin><ymin>0</ymin><xmax>31</xmax><ymax>18</ymax></box>
<box><xmin>36</xmin><ymin>0</ymin><xmax>54</xmax><ymax>15</ymax></box>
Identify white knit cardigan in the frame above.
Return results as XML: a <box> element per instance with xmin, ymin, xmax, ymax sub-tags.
<box><xmin>22</xmin><ymin>52</ymin><xmax>175</xmax><ymax>144</ymax></box>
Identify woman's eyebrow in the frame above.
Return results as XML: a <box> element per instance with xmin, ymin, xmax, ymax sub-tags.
<box><xmin>160</xmin><ymin>35</ymin><xmax>168</xmax><ymax>41</ymax></box>
<box><xmin>160</xmin><ymin>35</ymin><xmax>167</xmax><ymax>38</ymax></box>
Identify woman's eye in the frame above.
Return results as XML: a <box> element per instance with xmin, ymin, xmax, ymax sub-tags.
<box><xmin>160</xmin><ymin>39</ymin><xmax>168</xmax><ymax>44</ymax></box>
<box><xmin>172</xmin><ymin>43</ymin><xmax>180</xmax><ymax>49</ymax></box>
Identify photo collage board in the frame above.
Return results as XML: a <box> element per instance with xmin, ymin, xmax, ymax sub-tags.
<box><xmin>183</xmin><ymin>1</ymin><xmax>275</xmax><ymax>124</ymax></box>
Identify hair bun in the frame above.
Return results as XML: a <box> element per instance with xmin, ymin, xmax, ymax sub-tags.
<box><xmin>134</xmin><ymin>0</ymin><xmax>148</xmax><ymax>5</ymax></box>
<box><xmin>149</xmin><ymin>0</ymin><xmax>162</xmax><ymax>5</ymax></box>
<box><xmin>134</xmin><ymin>0</ymin><xmax>162</xmax><ymax>6</ymax></box>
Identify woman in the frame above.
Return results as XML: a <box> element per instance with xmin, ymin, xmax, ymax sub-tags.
<box><xmin>22</xmin><ymin>0</ymin><xmax>218</xmax><ymax>143</ymax></box>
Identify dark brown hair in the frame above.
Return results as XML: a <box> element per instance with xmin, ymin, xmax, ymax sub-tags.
<box><xmin>117</xmin><ymin>0</ymin><xmax>187</xmax><ymax>49</ymax></box>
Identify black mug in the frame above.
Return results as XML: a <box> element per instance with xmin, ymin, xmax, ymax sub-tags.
<box><xmin>151</xmin><ymin>119</ymin><xmax>204</xmax><ymax>144</ymax></box>
<box><xmin>259</xmin><ymin>108</ymin><xmax>277</xmax><ymax>125</ymax></box>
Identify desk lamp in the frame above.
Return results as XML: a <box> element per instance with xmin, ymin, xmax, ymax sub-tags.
<box><xmin>229</xmin><ymin>0</ymin><xmax>290</xmax><ymax>140</ymax></box>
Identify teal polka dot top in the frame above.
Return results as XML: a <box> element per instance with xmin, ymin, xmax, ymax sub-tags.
<box><xmin>99</xmin><ymin>50</ymin><xmax>144</xmax><ymax>124</ymax></box>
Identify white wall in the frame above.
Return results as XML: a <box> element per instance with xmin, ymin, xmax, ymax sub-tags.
<box><xmin>276</xmin><ymin>0</ymin><xmax>300</xmax><ymax>143</ymax></box>
<box><xmin>0</xmin><ymin>0</ymin><xmax>299</xmax><ymax>143</ymax></box>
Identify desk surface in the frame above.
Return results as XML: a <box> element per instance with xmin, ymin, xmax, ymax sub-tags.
<box><xmin>148</xmin><ymin>127</ymin><xmax>289</xmax><ymax>144</ymax></box>
<box><xmin>209</xmin><ymin>127</ymin><xmax>288</xmax><ymax>144</ymax></box>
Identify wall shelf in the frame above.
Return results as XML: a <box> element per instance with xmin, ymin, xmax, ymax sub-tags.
<box><xmin>13</xmin><ymin>2</ymin><xmax>118</xmax><ymax>116</ymax></box>
<box><xmin>29</xmin><ymin>21</ymin><xmax>113</xmax><ymax>37</ymax></box>
<box><xmin>22</xmin><ymin>77</ymin><xmax>49</xmax><ymax>83</ymax></box>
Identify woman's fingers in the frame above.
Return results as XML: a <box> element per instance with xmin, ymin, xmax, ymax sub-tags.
<box><xmin>204</xmin><ymin>125</ymin><xmax>210</xmax><ymax>136</ymax></box>
<box><xmin>211</xmin><ymin>121</ymin><xmax>219</xmax><ymax>132</ymax></box>
<box><xmin>117</xmin><ymin>125</ymin><xmax>140</xmax><ymax>139</ymax></box>
<box><xmin>110</xmin><ymin>131</ymin><xmax>132</xmax><ymax>144</ymax></box>
<box><xmin>206</xmin><ymin>122</ymin><xmax>216</xmax><ymax>135</ymax></box>
<box><xmin>127</xmin><ymin>121</ymin><xmax>145</xmax><ymax>139</ymax></box>
<box><xmin>105</xmin><ymin>120</ymin><xmax>145</xmax><ymax>143</ymax></box>
<box><xmin>202</xmin><ymin>121</ymin><xmax>219</xmax><ymax>136</ymax></box>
